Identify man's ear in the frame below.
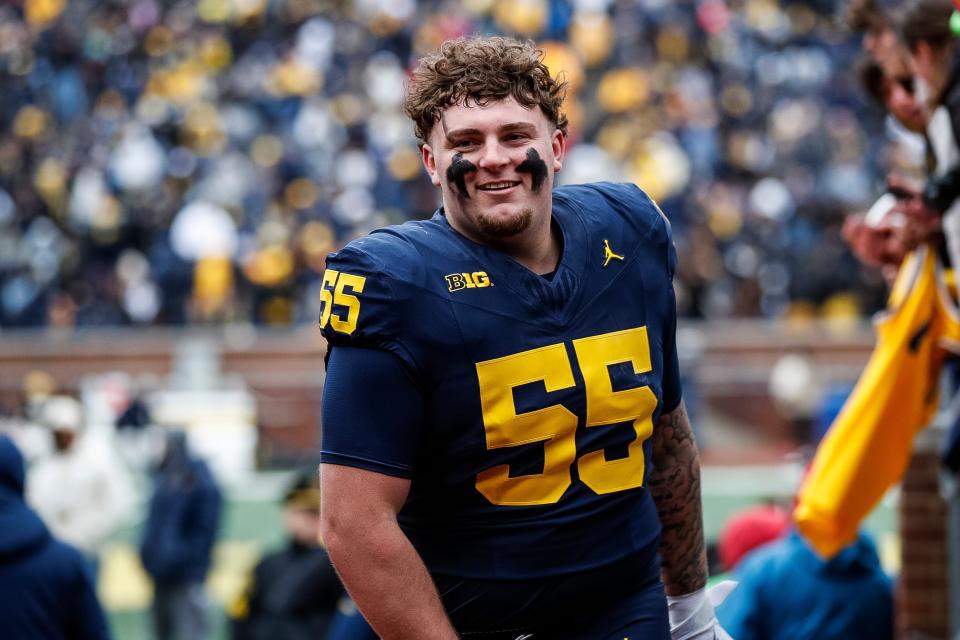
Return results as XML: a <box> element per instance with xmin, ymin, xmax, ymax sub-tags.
<box><xmin>551</xmin><ymin>128</ymin><xmax>567</xmax><ymax>173</ymax></box>
<box><xmin>422</xmin><ymin>144</ymin><xmax>441</xmax><ymax>187</ymax></box>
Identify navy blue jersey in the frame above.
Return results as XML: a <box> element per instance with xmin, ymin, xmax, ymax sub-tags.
<box><xmin>319</xmin><ymin>182</ymin><xmax>681</xmax><ymax>580</ymax></box>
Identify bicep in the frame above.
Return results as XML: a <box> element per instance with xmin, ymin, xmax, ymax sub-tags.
<box><xmin>321</xmin><ymin>463</ymin><xmax>411</xmax><ymax>522</ymax></box>
<box><xmin>322</xmin><ymin>345</ymin><xmax>425</xmax><ymax>477</ymax></box>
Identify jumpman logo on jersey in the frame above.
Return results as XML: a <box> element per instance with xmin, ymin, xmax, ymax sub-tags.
<box><xmin>603</xmin><ymin>239</ymin><xmax>624</xmax><ymax>267</ymax></box>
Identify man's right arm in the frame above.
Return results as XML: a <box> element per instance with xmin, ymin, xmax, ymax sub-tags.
<box><xmin>320</xmin><ymin>463</ymin><xmax>457</xmax><ymax>639</ymax></box>
<box><xmin>320</xmin><ymin>345</ymin><xmax>456</xmax><ymax>639</ymax></box>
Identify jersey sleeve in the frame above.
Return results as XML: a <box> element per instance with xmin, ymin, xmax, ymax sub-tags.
<box><xmin>660</xmin><ymin>277</ymin><xmax>682</xmax><ymax>413</ymax></box>
<box><xmin>641</xmin><ymin>188</ymin><xmax>682</xmax><ymax>413</ymax></box>
<box><xmin>319</xmin><ymin>239</ymin><xmax>426</xmax><ymax>477</ymax></box>
<box><xmin>637</xmin><ymin>186</ymin><xmax>683</xmax><ymax>413</ymax></box>
<box><xmin>629</xmin><ymin>183</ymin><xmax>678</xmax><ymax>278</ymax></box>
<box><xmin>319</xmin><ymin>243</ymin><xmax>417</xmax><ymax>370</ymax></box>
<box><xmin>321</xmin><ymin>346</ymin><xmax>425</xmax><ymax>478</ymax></box>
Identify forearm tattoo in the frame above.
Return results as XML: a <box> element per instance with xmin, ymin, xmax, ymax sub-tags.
<box><xmin>648</xmin><ymin>401</ymin><xmax>708</xmax><ymax>596</ymax></box>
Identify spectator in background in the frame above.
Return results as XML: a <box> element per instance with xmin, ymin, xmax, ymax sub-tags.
<box><xmin>888</xmin><ymin>0</ymin><xmax>960</xmax><ymax>265</ymax></box>
<box><xmin>27</xmin><ymin>394</ymin><xmax>135</xmax><ymax>579</ymax></box>
<box><xmin>0</xmin><ymin>434</ymin><xmax>110</xmax><ymax>639</ymax></box>
<box><xmin>717</xmin><ymin>455</ymin><xmax>892</xmax><ymax>638</ymax></box>
<box><xmin>140</xmin><ymin>429</ymin><xmax>222</xmax><ymax>640</ymax></box>
<box><xmin>230</xmin><ymin>470</ymin><xmax>348</xmax><ymax>640</ymax></box>
<box><xmin>716</xmin><ymin>503</ymin><xmax>791</xmax><ymax>573</ymax></box>
<box><xmin>768</xmin><ymin>352</ymin><xmax>823</xmax><ymax>445</ymax></box>
<box><xmin>114</xmin><ymin>392</ymin><xmax>163</xmax><ymax>471</ymax></box>
<box><xmin>0</xmin><ymin>0</ymin><xmax>892</xmax><ymax>328</ymax></box>
<box><xmin>847</xmin><ymin>0</ymin><xmax>901</xmax><ymax>71</ymax></box>
<box><xmin>857</xmin><ymin>57</ymin><xmax>928</xmax><ymax>138</ymax></box>
<box><xmin>842</xmin><ymin>0</ymin><xmax>936</xmax><ymax>277</ymax></box>
<box><xmin>716</xmin><ymin>527</ymin><xmax>893</xmax><ymax>640</ymax></box>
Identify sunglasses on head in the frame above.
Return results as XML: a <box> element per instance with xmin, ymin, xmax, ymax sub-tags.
<box><xmin>893</xmin><ymin>75</ymin><xmax>915</xmax><ymax>95</ymax></box>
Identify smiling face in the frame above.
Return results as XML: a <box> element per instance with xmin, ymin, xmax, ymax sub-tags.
<box><xmin>885</xmin><ymin>73</ymin><xmax>927</xmax><ymax>132</ymax></box>
<box><xmin>879</xmin><ymin>52</ymin><xmax>927</xmax><ymax>132</ymax></box>
<box><xmin>421</xmin><ymin>96</ymin><xmax>566</xmax><ymax>247</ymax></box>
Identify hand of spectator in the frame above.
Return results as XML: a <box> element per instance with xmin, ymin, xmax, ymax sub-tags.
<box><xmin>843</xmin><ymin>188</ymin><xmax>941</xmax><ymax>272</ymax></box>
<box><xmin>894</xmin><ymin>213</ymin><xmax>941</xmax><ymax>250</ymax></box>
<box><xmin>888</xmin><ymin>175</ymin><xmax>942</xmax><ymax>229</ymax></box>
<box><xmin>842</xmin><ymin>213</ymin><xmax>904</xmax><ymax>267</ymax></box>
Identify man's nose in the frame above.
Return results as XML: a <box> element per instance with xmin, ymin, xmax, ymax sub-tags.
<box><xmin>477</xmin><ymin>140</ymin><xmax>510</xmax><ymax>170</ymax></box>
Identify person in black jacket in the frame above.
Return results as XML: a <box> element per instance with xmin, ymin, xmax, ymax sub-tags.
<box><xmin>0</xmin><ymin>434</ymin><xmax>110</xmax><ymax>640</ymax></box>
<box><xmin>140</xmin><ymin>429</ymin><xmax>222</xmax><ymax>640</ymax></box>
<box><xmin>230</xmin><ymin>470</ymin><xmax>347</xmax><ymax>640</ymax></box>
<box><xmin>888</xmin><ymin>0</ymin><xmax>960</xmax><ymax>257</ymax></box>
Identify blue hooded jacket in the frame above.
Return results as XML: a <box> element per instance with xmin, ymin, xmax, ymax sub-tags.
<box><xmin>140</xmin><ymin>431</ymin><xmax>222</xmax><ymax>585</ymax></box>
<box><xmin>717</xmin><ymin>529</ymin><xmax>893</xmax><ymax>640</ymax></box>
<box><xmin>0</xmin><ymin>435</ymin><xmax>110</xmax><ymax>639</ymax></box>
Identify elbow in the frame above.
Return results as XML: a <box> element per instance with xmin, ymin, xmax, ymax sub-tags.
<box><xmin>320</xmin><ymin>508</ymin><xmax>357</xmax><ymax>562</ymax></box>
<box><xmin>321</xmin><ymin>503</ymin><xmax>402</xmax><ymax>568</ymax></box>
<box><xmin>320</xmin><ymin>510</ymin><xmax>340</xmax><ymax>549</ymax></box>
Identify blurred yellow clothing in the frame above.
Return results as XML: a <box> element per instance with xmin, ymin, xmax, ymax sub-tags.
<box><xmin>597</xmin><ymin>68</ymin><xmax>650</xmax><ymax>113</ymax></box>
<box><xmin>539</xmin><ymin>42</ymin><xmax>584</xmax><ymax>93</ymax></box>
<box><xmin>569</xmin><ymin>13</ymin><xmax>614</xmax><ymax>67</ymax></box>
<box><xmin>492</xmin><ymin>0</ymin><xmax>546</xmax><ymax>36</ymax></box>
<box><xmin>244</xmin><ymin>246</ymin><xmax>294</xmax><ymax>287</ymax></box>
<box><xmin>24</xmin><ymin>0</ymin><xmax>65</xmax><ymax>26</ymax></box>
<box><xmin>795</xmin><ymin>245</ymin><xmax>960</xmax><ymax>557</ymax></box>
<box><xmin>194</xmin><ymin>256</ymin><xmax>234</xmax><ymax>314</ymax></box>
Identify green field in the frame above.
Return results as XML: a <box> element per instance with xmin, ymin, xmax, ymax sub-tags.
<box><xmin>103</xmin><ymin>466</ymin><xmax>899</xmax><ymax>640</ymax></box>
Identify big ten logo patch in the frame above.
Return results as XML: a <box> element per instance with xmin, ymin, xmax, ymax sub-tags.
<box><xmin>445</xmin><ymin>271</ymin><xmax>493</xmax><ymax>292</ymax></box>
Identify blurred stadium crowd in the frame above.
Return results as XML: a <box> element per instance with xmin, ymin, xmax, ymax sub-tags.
<box><xmin>0</xmin><ymin>0</ymin><xmax>891</xmax><ymax>329</ymax></box>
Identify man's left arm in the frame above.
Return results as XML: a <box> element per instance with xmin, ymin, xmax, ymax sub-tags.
<box><xmin>648</xmin><ymin>399</ymin><xmax>707</xmax><ymax>596</ymax></box>
<box><xmin>649</xmin><ymin>400</ymin><xmax>733</xmax><ymax>640</ymax></box>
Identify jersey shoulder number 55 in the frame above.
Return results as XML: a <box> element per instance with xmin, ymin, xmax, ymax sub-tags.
<box><xmin>319</xmin><ymin>268</ymin><xmax>367</xmax><ymax>335</ymax></box>
<box><xmin>317</xmin><ymin>241</ymin><xmax>414</xmax><ymax>359</ymax></box>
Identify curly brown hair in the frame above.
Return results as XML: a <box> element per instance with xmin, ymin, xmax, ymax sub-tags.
<box><xmin>403</xmin><ymin>36</ymin><xmax>569</xmax><ymax>146</ymax></box>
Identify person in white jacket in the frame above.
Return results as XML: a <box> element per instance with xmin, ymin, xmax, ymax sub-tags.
<box><xmin>27</xmin><ymin>395</ymin><xmax>135</xmax><ymax>578</ymax></box>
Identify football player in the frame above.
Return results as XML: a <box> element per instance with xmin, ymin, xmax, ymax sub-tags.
<box><xmin>318</xmin><ymin>36</ymin><xmax>730</xmax><ymax>640</ymax></box>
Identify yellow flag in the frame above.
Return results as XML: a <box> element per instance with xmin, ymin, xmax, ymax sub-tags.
<box><xmin>795</xmin><ymin>245</ymin><xmax>960</xmax><ymax>557</ymax></box>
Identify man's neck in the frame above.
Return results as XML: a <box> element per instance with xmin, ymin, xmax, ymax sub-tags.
<box><xmin>489</xmin><ymin>215</ymin><xmax>560</xmax><ymax>275</ymax></box>
<box><xmin>443</xmin><ymin>206</ymin><xmax>561</xmax><ymax>275</ymax></box>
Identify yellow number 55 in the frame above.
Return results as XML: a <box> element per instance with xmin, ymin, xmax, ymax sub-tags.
<box><xmin>319</xmin><ymin>269</ymin><xmax>366</xmax><ymax>335</ymax></box>
<box><xmin>474</xmin><ymin>327</ymin><xmax>657</xmax><ymax>506</ymax></box>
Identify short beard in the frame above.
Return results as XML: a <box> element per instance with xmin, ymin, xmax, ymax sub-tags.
<box><xmin>477</xmin><ymin>207</ymin><xmax>532</xmax><ymax>238</ymax></box>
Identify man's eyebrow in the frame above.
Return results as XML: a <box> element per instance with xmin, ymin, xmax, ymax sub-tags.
<box><xmin>500</xmin><ymin>122</ymin><xmax>537</xmax><ymax>133</ymax></box>
<box><xmin>444</xmin><ymin>127</ymin><xmax>483</xmax><ymax>140</ymax></box>
<box><xmin>444</xmin><ymin>122</ymin><xmax>538</xmax><ymax>140</ymax></box>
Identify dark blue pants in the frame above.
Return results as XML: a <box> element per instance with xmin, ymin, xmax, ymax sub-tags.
<box><xmin>435</xmin><ymin>546</ymin><xmax>670</xmax><ymax>640</ymax></box>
